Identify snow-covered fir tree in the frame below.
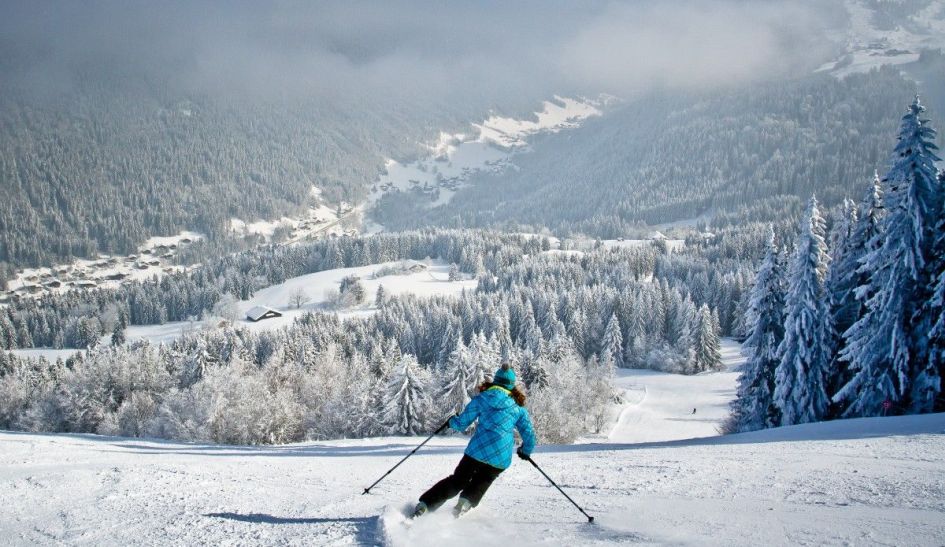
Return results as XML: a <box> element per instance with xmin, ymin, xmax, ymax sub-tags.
<box><xmin>836</xmin><ymin>98</ymin><xmax>942</xmax><ymax>416</ymax></box>
<box><xmin>693</xmin><ymin>304</ymin><xmax>722</xmax><ymax>373</ymax></box>
<box><xmin>438</xmin><ymin>338</ymin><xmax>477</xmax><ymax>415</ymax></box>
<box><xmin>927</xmin><ymin>169</ymin><xmax>945</xmax><ymax>411</ymax></box>
<box><xmin>381</xmin><ymin>353</ymin><xmax>434</xmax><ymax>435</ymax></box>
<box><xmin>731</xmin><ymin>227</ymin><xmax>785</xmax><ymax>432</ymax></box>
<box><xmin>823</xmin><ymin>198</ymin><xmax>858</xmax><ymax>411</ymax></box>
<box><xmin>774</xmin><ymin>196</ymin><xmax>831</xmax><ymax>425</ymax></box>
<box><xmin>600</xmin><ymin>312</ymin><xmax>624</xmax><ymax>369</ymax></box>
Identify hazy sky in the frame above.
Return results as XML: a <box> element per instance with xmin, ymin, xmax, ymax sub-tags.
<box><xmin>1</xmin><ymin>1</ymin><xmax>844</xmax><ymax>104</ymax></box>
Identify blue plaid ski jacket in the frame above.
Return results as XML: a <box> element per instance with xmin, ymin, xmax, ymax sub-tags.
<box><xmin>449</xmin><ymin>386</ymin><xmax>537</xmax><ymax>470</ymax></box>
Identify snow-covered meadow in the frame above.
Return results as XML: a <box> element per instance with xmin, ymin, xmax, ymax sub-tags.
<box><xmin>2</xmin><ymin>339</ymin><xmax>943</xmax><ymax>546</ymax></box>
<box><xmin>117</xmin><ymin>259</ymin><xmax>476</xmax><ymax>346</ymax></box>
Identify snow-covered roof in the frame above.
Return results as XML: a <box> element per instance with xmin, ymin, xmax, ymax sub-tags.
<box><xmin>246</xmin><ymin>305</ymin><xmax>282</xmax><ymax>321</ymax></box>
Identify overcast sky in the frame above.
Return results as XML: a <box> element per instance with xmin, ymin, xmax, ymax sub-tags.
<box><xmin>0</xmin><ymin>1</ymin><xmax>844</xmax><ymax>104</ymax></box>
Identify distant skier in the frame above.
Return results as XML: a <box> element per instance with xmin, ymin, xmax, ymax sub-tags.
<box><xmin>412</xmin><ymin>364</ymin><xmax>536</xmax><ymax>518</ymax></box>
<box><xmin>692</xmin><ymin>408</ymin><xmax>697</xmax><ymax>415</ymax></box>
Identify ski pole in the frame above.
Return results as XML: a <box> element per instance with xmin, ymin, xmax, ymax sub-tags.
<box><xmin>362</xmin><ymin>419</ymin><xmax>451</xmax><ymax>495</ymax></box>
<box><xmin>525</xmin><ymin>456</ymin><xmax>595</xmax><ymax>523</ymax></box>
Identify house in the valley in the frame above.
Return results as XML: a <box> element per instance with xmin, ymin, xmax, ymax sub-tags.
<box><xmin>245</xmin><ymin>305</ymin><xmax>283</xmax><ymax>322</ymax></box>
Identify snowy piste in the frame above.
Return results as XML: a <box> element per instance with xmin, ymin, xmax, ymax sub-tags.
<box><xmin>2</xmin><ymin>361</ymin><xmax>944</xmax><ymax>545</ymax></box>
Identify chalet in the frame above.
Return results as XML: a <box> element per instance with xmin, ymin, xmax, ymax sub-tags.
<box><xmin>104</xmin><ymin>273</ymin><xmax>127</xmax><ymax>281</ymax></box>
<box><xmin>136</xmin><ymin>263</ymin><xmax>150</xmax><ymax>270</ymax></box>
<box><xmin>246</xmin><ymin>306</ymin><xmax>283</xmax><ymax>322</ymax></box>
<box><xmin>76</xmin><ymin>280</ymin><xmax>98</xmax><ymax>289</ymax></box>
<box><xmin>180</xmin><ymin>238</ymin><xmax>192</xmax><ymax>244</ymax></box>
<box><xmin>44</xmin><ymin>279</ymin><xmax>62</xmax><ymax>288</ymax></box>
<box><xmin>407</xmin><ymin>263</ymin><xmax>427</xmax><ymax>273</ymax></box>
<box><xmin>148</xmin><ymin>260</ymin><xmax>161</xmax><ymax>266</ymax></box>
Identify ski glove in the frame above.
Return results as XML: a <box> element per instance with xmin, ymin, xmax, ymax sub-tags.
<box><xmin>517</xmin><ymin>448</ymin><xmax>530</xmax><ymax>460</ymax></box>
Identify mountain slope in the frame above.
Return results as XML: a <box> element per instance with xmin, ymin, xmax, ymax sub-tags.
<box><xmin>374</xmin><ymin>67</ymin><xmax>937</xmax><ymax>238</ymax></box>
<box><xmin>2</xmin><ymin>395</ymin><xmax>943</xmax><ymax>545</ymax></box>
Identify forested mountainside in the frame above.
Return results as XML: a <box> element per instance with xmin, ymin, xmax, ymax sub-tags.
<box><xmin>0</xmin><ymin>72</ymin><xmax>534</xmax><ymax>280</ymax></box>
<box><xmin>373</xmin><ymin>67</ymin><xmax>933</xmax><ymax>238</ymax></box>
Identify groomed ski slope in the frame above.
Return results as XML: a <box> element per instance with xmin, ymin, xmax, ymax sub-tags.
<box><xmin>1</xmin><ymin>343</ymin><xmax>943</xmax><ymax>546</ymax></box>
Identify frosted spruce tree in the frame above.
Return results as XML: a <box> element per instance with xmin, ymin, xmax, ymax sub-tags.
<box><xmin>773</xmin><ymin>196</ymin><xmax>831</xmax><ymax>425</ymax></box>
<box><xmin>600</xmin><ymin>312</ymin><xmax>624</xmax><ymax>369</ymax></box>
<box><xmin>823</xmin><ymin>176</ymin><xmax>884</xmax><ymax>412</ymax></box>
<box><xmin>927</xmin><ymin>169</ymin><xmax>945</xmax><ymax>412</ymax></box>
<box><xmin>836</xmin><ymin>97</ymin><xmax>942</xmax><ymax>416</ymax></box>
<box><xmin>693</xmin><ymin>304</ymin><xmax>722</xmax><ymax>373</ymax></box>
<box><xmin>438</xmin><ymin>338</ymin><xmax>477</xmax><ymax>415</ymax></box>
<box><xmin>381</xmin><ymin>353</ymin><xmax>434</xmax><ymax>435</ymax></box>
<box><xmin>732</xmin><ymin>228</ymin><xmax>785</xmax><ymax>431</ymax></box>
<box><xmin>826</xmin><ymin>199</ymin><xmax>858</xmax><ymax>339</ymax></box>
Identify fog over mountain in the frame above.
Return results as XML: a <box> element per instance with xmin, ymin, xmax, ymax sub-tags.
<box><xmin>1</xmin><ymin>1</ymin><xmax>841</xmax><ymax>104</ymax></box>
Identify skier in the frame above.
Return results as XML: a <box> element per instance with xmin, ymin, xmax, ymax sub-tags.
<box><xmin>412</xmin><ymin>363</ymin><xmax>536</xmax><ymax>518</ymax></box>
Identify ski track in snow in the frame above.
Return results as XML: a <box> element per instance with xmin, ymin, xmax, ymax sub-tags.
<box><xmin>2</xmin><ymin>340</ymin><xmax>944</xmax><ymax>546</ymax></box>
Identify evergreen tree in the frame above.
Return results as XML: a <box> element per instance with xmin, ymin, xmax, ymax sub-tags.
<box><xmin>732</xmin><ymin>228</ymin><xmax>785</xmax><ymax>431</ymax></box>
<box><xmin>774</xmin><ymin>196</ymin><xmax>831</xmax><ymax>425</ymax></box>
<box><xmin>111</xmin><ymin>321</ymin><xmax>127</xmax><ymax>346</ymax></box>
<box><xmin>672</xmin><ymin>294</ymin><xmax>695</xmax><ymax>368</ymax></box>
<box><xmin>375</xmin><ymin>284</ymin><xmax>387</xmax><ymax>307</ymax></box>
<box><xmin>600</xmin><ymin>312</ymin><xmax>624</xmax><ymax>368</ymax></box>
<box><xmin>439</xmin><ymin>338</ymin><xmax>475</xmax><ymax>415</ymax></box>
<box><xmin>381</xmin><ymin>353</ymin><xmax>434</xmax><ymax>436</ymax></box>
<box><xmin>836</xmin><ymin>98</ymin><xmax>942</xmax><ymax>416</ymax></box>
<box><xmin>693</xmin><ymin>304</ymin><xmax>722</xmax><ymax>373</ymax></box>
<box><xmin>928</xmin><ymin>169</ymin><xmax>945</xmax><ymax>411</ymax></box>
<box><xmin>826</xmin><ymin>175</ymin><xmax>884</xmax><ymax>410</ymax></box>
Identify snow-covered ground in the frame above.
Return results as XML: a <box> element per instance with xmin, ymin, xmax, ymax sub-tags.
<box><xmin>818</xmin><ymin>0</ymin><xmax>945</xmax><ymax>77</ymax></box>
<box><xmin>3</xmin><ymin>338</ymin><xmax>944</xmax><ymax>546</ymax></box>
<box><xmin>123</xmin><ymin>259</ymin><xmax>476</xmax><ymax>344</ymax></box>
<box><xmin>605</xmin><ymin>339</ymin><xmax>742</xmax><ymax>444</ymax></box>
<box><xmin>368</xmin><ymin>96</ymin><xmax>604</xmax><ymax>208</ymax></box>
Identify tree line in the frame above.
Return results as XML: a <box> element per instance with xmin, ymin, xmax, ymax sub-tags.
<box><xmin>730</xmin><ymin>97</ymin><xmax>944</xmax><ymax>432</ymax></box>
<box><xmin>0</xmin><ymin>233</ymin><xmax>736</xmax><ymax>444</ymax></box>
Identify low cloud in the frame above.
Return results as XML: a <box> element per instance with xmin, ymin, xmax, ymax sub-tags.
<box><xmin>0</xmin><ymin>1</ymin><xmax>842</xmax><ymax>104</ymax></box>
<box><xmin>558</xmin><ymin>1</ymin><xmax>839</xmax><ymax>95</ymax></box>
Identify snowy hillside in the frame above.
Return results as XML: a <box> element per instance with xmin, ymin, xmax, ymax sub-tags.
<box><xmin>123</xmin><ymin>259</ymin><xmax>475</xmax><ymax>345</ymax></box>
<box><xmin>819</xmin><ymin>0</ymin><xmax>945</xmax><ymax>76</ymax></box>
<box><xmin>368</xmin><ymin>96</ymin><xmax>604</xmax><ymax>208</ymax></box>
<box><xmin>2</xmin><ymin>340</ymin><xmax>943</xmax><ymax>546</ymax></box>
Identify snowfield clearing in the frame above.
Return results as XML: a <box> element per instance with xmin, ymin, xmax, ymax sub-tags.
<box><xmin>120</xmin><ymin>259</ymin><xmax>476</xmax><ymax>345</ymax></box>
<box><xmin>604</xmin><ymin>339</ymin><xmax>743</xmax><ymax>444</ymax></box>
<box><xmin>2</xmin><ymin>339</ymin><xmax>943</xmax><ymax>546</ymax></box>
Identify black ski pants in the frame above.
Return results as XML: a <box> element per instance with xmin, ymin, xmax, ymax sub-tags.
<box><xmin>419</xmin><ymin>454</ymin><xmax>504</xmax><ymax>509</ymax></box>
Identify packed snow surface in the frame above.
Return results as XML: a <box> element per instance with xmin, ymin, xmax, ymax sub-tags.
<box><xmin>2</xmin><ymin>339</ymin><xmax>944</xmax><ymax>545</ymax></box>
